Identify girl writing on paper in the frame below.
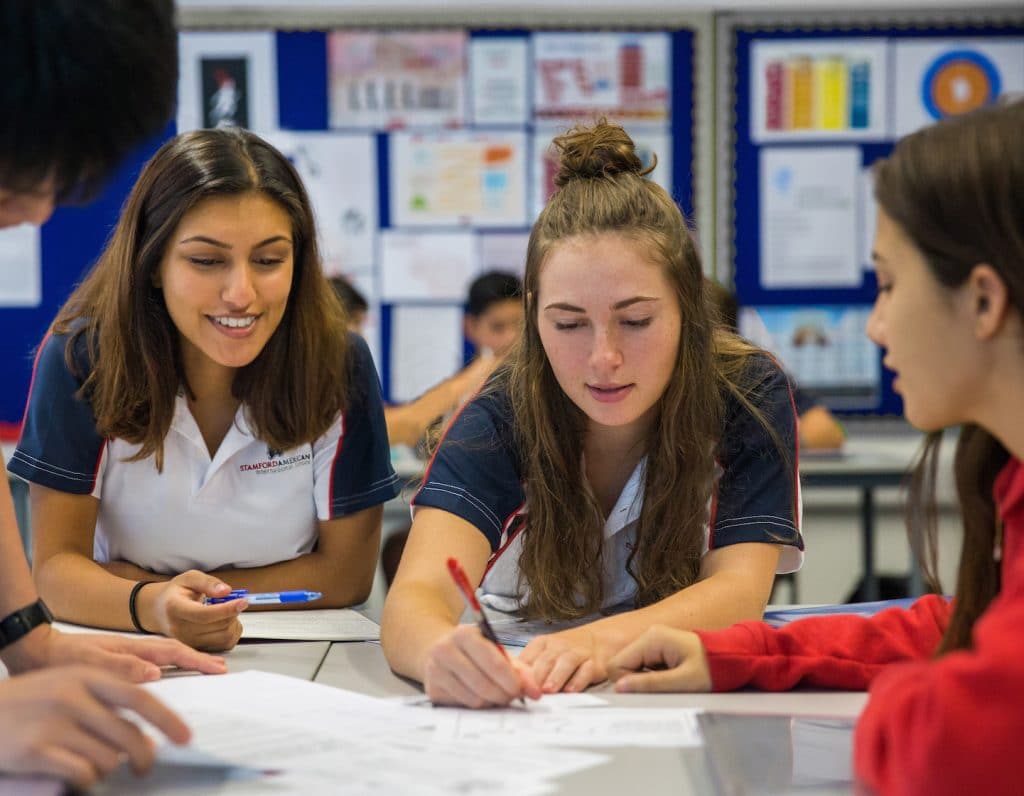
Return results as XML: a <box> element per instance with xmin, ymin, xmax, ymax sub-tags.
<box><xmin>381</xmin><ymin>120</ymin><xmax>804</xmax><ymax>706</ymax></box>
<box><xmin>608</xmin><ymin>100</ymin><xmax>1024</xmax><ymax>796</ymax></box>
<box><xmin>12</xmin><ymin>128</ymin><xmax>399</xmax><ymax>651</ymax></box>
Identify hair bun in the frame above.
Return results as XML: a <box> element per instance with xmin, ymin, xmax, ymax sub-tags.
<box><xmin>552</xmin><ymin>119</ymin><xmax>654</xmax><ymax>187</ymax></box>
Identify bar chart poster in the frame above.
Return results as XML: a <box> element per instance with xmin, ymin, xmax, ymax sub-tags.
<box><xmin>751</xmin><ymin>39</ymin><xmax>889</xmax><ymax>142</ymax></box>
<box><xmin>532</xmin><ymin>33</ymin><xmax>670</xmax><ymax>123</ymax></box>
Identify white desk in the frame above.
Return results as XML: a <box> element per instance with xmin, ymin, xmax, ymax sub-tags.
<box><xmin>316</xmin><ymin>640</ymin><xmax>867</xmax><ymax>796</ymax></box>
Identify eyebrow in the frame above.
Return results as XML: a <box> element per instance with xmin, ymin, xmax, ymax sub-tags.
<box><xmin>178</xmin><ymin>235</ymin><xmax>292</xmax><ymax>249</ymax></box>
<box><xmin>544</xmin><ymin>297</ymin><xmax>659</xmax><ymax>312</ymax></box>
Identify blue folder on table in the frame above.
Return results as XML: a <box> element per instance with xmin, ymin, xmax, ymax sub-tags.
<box><xmin>763</xmin><ymin>597</ymin><xmax>927</xmax><ymax>628</ymax></box>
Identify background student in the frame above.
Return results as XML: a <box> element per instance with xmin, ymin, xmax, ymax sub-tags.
<box><xmin>705</xmin><ymin>279</ymin><xmax>846</xmax><ymax>450</ymax></box>
<box><xmin>381</xmin><ymin>120</ymin><xmax>803</xmax><ymax>708</ymax></box>
<box><xmin>11</xmin><ymin>128</ymin><xmax>399</xmax><ymax>652</ymax></box>
<box><xmin>0</xmin><ymin>0</ymin><xmax>227</xmax><ymax>788</ymax></box>
<box><xmin>330</xmin><ymin>276</ymin><xmax>499</xmax><ymax>449</ymax></box>
<box><xmin>608</xmin><ymin>101</ymin><xmax>1024</xmax><ymax>796</ymax></box>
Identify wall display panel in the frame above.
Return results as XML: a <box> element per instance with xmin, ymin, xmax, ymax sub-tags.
<box><xmin>724</xmin><ymin>15</ymin><xmax>1024</xmax><ymax>415</ymax></box>
<box><xmin>0</xmin><ymin>23</ymin><xmax>698</xmax><ymax>424</ymax></box>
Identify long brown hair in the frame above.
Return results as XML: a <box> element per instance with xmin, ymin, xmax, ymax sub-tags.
<box><xmin>508</xmin><ymin>120</ymin><xmax>787</xmax><ymax>620</ymax></box>
<box><xmin>54</xmin><ymin>128</ymin><xmax>351</xmax><ymax>468</ymax></box>
<box><xmin>874</xmin><ymin>100</ymin><xmax>1024</xmax><ymax>653</ymax></box>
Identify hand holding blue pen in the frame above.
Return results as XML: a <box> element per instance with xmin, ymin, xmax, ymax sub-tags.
<box><xmin>205</xmin><ymin>590</ymin><xmax>322</xmax><ymax>606</ymax></box>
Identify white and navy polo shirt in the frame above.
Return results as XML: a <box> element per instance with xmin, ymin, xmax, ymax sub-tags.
<box><xmin>413</xmin><ymin>355</ymin><xmax>804</xmax><ymax>613</ymax></box>
<box><xmin>9</xmin><ymin>331</ymin><xmax>400</xmax><ymax>575</ymax></box>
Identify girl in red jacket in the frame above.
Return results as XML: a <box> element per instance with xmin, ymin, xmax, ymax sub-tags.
<box><xmin>608</xmin><ymin>98</ymin><xmax>1024</xmax><ymax>796</ymax></box>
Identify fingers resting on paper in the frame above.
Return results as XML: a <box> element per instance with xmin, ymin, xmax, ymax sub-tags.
<box><xmin>520</xmin><ymin>625</ymin><xmax>608</xmax><ymax>694</ymax></box>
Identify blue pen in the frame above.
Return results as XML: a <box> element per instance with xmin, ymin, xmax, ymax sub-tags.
<box><xmin>205</xmin><ymin>589</ymin><xmax>322</xmax><ymax>606</ymax></box>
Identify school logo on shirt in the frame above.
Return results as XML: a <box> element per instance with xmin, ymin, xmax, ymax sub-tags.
<box><xmin>239</xmin><ymin>449</ymin><xmax>311</xmax><ymax>475</ymax></box>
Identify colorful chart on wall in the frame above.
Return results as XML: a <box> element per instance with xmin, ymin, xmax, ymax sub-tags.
<box><xmin>892</xmin><ymin>38</ymin><xmax>1024</xmax><ymax>137</ymax></box>
<box><xmin>750</xmin><ymin>39</ymin><xmax>889</xmax><ymax>142</ymax></box>
<box><xmin>390</xmin><ymin>131</ymin><xmax>528</xmax><ymax>227</ymax></box>
<box><xmin>327</xmin><ymin>31</ymin><xmax>468</xmax><ymax>129</ymax></box>
<box><xmin>532</xmin><ymin>33</ymin><xmax>671</xmax><ymax>123</ymax></box>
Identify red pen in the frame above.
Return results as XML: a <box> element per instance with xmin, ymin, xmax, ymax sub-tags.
<box><xmin>447</xmin><ymin>557</ymin><xmax>527</xmax><ymax>705</ymax></box>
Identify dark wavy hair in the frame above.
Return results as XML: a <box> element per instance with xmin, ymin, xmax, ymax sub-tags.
<box><xmin>53</xmin><ymin>128</ymin><xmax>351</xmax><ymax>469</ymax></box>
<box><xmin>0</xmin><ymin>0</ymin><xmax>177</xmax><ymax>201</ymax></box>
<box><xmin>874</xmin><ymin>100</ymin><xmax>1024</xmax><ymax>654</ymax></box>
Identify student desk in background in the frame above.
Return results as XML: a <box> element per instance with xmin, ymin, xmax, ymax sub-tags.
<box><xmin>800</xmin><ymin>426</ymin><xmax>927</xmax><ymax>601</ymax></box>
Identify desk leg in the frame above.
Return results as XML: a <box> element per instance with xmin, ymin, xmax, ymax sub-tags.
<box><xmin>861</xmin><ymin>486</ymin><xmax>879</xmax><ymax>602</ymax></box>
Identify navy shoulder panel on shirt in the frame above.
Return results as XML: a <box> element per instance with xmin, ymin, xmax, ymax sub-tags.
<box><xmin>413</xmin><ymin>386</ymin><xmax>525</xmax><ymax>551</ymax></box>
<box><xmin>713</xmin><ymin>354</ymin><xmax>803</xmax><ymax>551</ymax></box>
<box><xmin>9</xmin><ymin>331</ymin><xmax>106</xmax><ymax>495</ymax></box>
<box><xmin>327</xmin><ymin>332</ymin><xmax>401</xmax><ymax>517</ymax></box>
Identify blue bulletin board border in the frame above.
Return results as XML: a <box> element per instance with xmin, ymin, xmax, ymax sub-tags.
<box><xmin>727</xmin><ymin>17</ymin><xmax>1024</xmax><ymax>415</ymax></box>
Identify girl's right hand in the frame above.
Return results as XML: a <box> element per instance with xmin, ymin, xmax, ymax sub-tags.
<box><xmin>423</xmin><ymin>624</ymin><xmax>542</xmax><ymax>708</ymax></box>
<box><xmin>143</xmin><ymin>571</ymin><xmax>245</xmax><ymax>652</ymax></box>
<box><xmin>607</xmin><ymin>626</ymin><xmax>713</xmax><ymax>693</ymax></box>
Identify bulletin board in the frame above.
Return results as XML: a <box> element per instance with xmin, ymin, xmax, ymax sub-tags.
<box><xmin>0</xmin><ymin>19</ymin><xmax>704</xmax><ymax>426</ymax></box>
<box><xmin>718</xmin><ymin>10</ymin><xmax>1024</xmax><ymax>415</ymax></box>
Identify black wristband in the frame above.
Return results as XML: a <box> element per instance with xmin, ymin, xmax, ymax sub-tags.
<box><xmin>0</xmin><ymin>598</ymin><xmax>53</xmax><ymax>652</ymax></box>
<box><xmin>128</xmin><ymin>581</ymin><xmax>155</xmax><ymax>634</ymax></box>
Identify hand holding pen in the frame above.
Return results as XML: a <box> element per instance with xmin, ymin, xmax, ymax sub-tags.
<box><xmin>431</xmin><ymin>557</ymin><xmax>541</xmax><ymax>708</ymax></box>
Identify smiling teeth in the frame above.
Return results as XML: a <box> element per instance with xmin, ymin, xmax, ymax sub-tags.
<box><xmin>214</xmin><ymin>316</ymin><xmax>255</xmax><ymax>328</ymax></box>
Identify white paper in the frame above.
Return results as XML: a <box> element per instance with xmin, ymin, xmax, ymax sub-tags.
<box><xmin>390</xmin><ymin>305</ymin><xmax>465</xmax><ymax>404</ymax></box>
<box><xmin>380</xmin><ymin>231</ymin><xmax>477</xmax><ymax>301</ymax></box>
<box><xmin>348</xmin><ymin>270</ymin><xmax>382</xmax><ymax>372</ymax></box>
<box><xmin>893</xmin><ymin>38</ymin><xmax>1024</xmax><ymax>138</ymax></box>
<box><xmin>478</xmin><ymin>232</ymin><xmax>529</xmax><ymax>277</ymax></box>
<box><xmin>760</xmin><ymin>147</ymin><xmax>861</xmax><ymax>289</ymax></box>
<box><xmin>433</xmin><ymin>706</ymin><xmax>704</xmax><ymax>748</ymax></box>
<box><xmin>0</xmin><ymin>224</ymin><xmax>41</xmax><ymax>306</ymax></box>
<box><xmin>238</xmin><ymin>609</ymin><xmax>380</xmax><ymax>641</ymax></box>
<box><xmin>178</xmin><ymin>32</ymin><xmax>277</xmax><ymax>133</ymax></box>
<box><xmin>327</xmin><ymin>31</ymin><xmax>467</xmax><ymax>129</ymax></box>
<box><xmin>470</xmin><ymin>38</ymin><xmax>529</xmax><ymax>125</ymax></box>
<box><xmin>751</xmin><ymin>39</ymin><xmax>889</xmax><ymax>142</ymax></box>
<box><xmin>140</xmin><ymin>671</ymin><xmax>607</xmax><ymax>796</ymax></box>
<box><xmin>532</xmin><ymin>33</ymin><xmax>671</xmax><ymax>123</ymax></box>
<box><xmin>260</xmin><ymin>131</ymin><xmax>377</xmax><ymax>273</ymax></box>
<box><xmin>390</xmin><ymin>131</ymin><xmax>528</xmax><ymax>228</ymax></box>
<box><xmin>860</xmin><ymin>166</ymin><xmax>878</xmax><ymax>271</ymax></box>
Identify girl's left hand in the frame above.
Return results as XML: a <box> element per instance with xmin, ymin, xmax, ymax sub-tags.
<box><xmin>520</xmin><ymin>625</ymin><xmax>618</xmax><ymax>693</ymax></box>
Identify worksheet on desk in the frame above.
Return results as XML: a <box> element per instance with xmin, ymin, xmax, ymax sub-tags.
<box><xmin>238</xmin><ymin>608</ymin><xmax>380</xmax><ymax>641</ymax></box>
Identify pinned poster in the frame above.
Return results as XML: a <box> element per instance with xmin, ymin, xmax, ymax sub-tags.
<box><xmin>178</xmin><ymin>32</ymin><xmax>277</xmax><ymax>133</ymax></box>
<box><xmin>751</xmin><ymin>39</ymin><xmax>889</xmax><ymax>142</ymax></box>
<box><xmin>760</xmin><ymin>147</ymin><xmax>861</xmax><ymax>289</ymax></box>
<box><xmin>0</xmin><ymin>224</ymin><xmax>41</xmax><ymax>307</ymax></box>
<box><xmin>739</xmin><ymin>305</ymin><xmax>880</xmax><ymax>408</ymax></box>
<box><xmin>893</xmin><ymin>39</ymin><xmax>1024</xmax><ymax>137</ymax></box>
<box><xmin>470</xmin><ymin>38</ymin><xmax>529</xmax><ymax>125</ymax></box>
<box><xmin>860</xmin><ymin>166</ymin><xmax>878</xmax><ymax>272</ymax></box>
<box><xmin>390</xmin><ymin>305</ymin><xmax>465</xmax><ymax>404</ymax></box>
<box><xmin>532</xmin><ymin>33</ymin><xmax>670</xmax><ymax>123</ymax></box>
<box><xmin>260</xmin><ymin>131</ymin><xmax>377</xmax><ymax>274</ymax></box>
<box><xmin>327</xmin><ymin>31</ymin><xmax>467</xmax><ymax>129</ymax></box>
<box><xmin>478</xmin><ymin>232</ymin><xmax>529</xmax><ymax>277</ymax></box>
<box><xmin>390</xmin><ymin>131</ymin><xmax>528</xmax><ymax>228</ymax></box>
<box><xmin>380</xmin><ymin>231</ymin><xmax>477</xmax><ymax>302</ymax></box>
